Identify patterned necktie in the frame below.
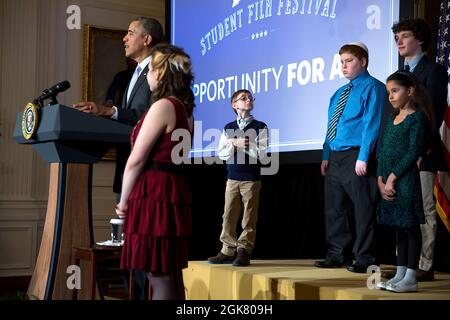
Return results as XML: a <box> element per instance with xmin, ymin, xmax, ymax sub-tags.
<box><xmin>126</xmin><ymin>65</ymin><xmax>142</xmax><ymax>102</ymax></box>
<box><xmin>326</xmin><ymin>82</ymin><xmax>353</xmax><ymax>142</ymax></box>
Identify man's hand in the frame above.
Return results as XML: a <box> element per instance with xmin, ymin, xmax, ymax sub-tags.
<box><xmin>355</xmin><ymin>160</ymin><xmax>367</xmax><ymax>176</ymax></box>
<box><xmin>72</xmin><ymin>101</ymin><xmax>114</xmax><ymax>117</ymax></box>
<box><xmin>321</xmin><ymin>160</ymin><xmax>329</xmax><ymax>176</ymax></box>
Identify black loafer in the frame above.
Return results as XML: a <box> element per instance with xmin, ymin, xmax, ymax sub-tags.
<box><xmin>207</xmin><ymin>252</ymin><xmax>235</xmax><ymax>264</ymax></box>
<box><xmin>346</xmin><ymin>262</ymin><xmax>370</xmax><ymax>273</ymax></box>
<box><xmin>232</xmin><ymin>248</ymin><xmax>250</xmax><ymax>267</ymax></box>
<box><xmin>314</xmin><ymin>259</ymin><xmax>351</xmax><ymax>268</ymax></box>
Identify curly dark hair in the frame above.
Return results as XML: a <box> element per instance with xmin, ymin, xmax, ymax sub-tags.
<box><xmin>392</xmin><ymin>18</ymin><xmax>431</xmax><ymax>52</ymax></box>
<box><xmin>150</xmin><ymin>44</ymin><xmax>195</xmax><ymax>116</ymax></box>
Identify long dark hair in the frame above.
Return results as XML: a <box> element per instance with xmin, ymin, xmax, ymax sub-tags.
<box><xmin>386</xmin><ymin>71</ymin><xmax>435</xmax><ymax>133</ymax></box>
<box><xmin>150</xmin><ymin>44</ymin><xmax>195</xmax><ymax>116</ymax></box>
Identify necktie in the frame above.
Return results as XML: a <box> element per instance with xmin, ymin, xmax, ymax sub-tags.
<box><xmin>127</xmin><ymin>65</ymin><xmax>142</xmax><ymax>102</ymax></box>
<box><xmin>237</xmin><ymin>116</ymin><xmax>253</xmax><ymax>130</ymax></box>
<box><xmin>404</xmin><ymin>64</ymin><xmax>410</xmax><ymax>71</ymax></box>
<box><xmin>326</xmin><ymin>83</ymin><xmax>353</xmax><ymax>142</ymax></box>
<box><xmin>238</xmin><ymin>118</ymin><xmax>246</xmax><ymax>130</ymax></box>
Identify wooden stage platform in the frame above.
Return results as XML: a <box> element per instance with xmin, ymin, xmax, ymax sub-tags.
<box><xmin>182</xmin><ymin>259</ymin><xmax>450</xmax><ymax>300</ymax></box>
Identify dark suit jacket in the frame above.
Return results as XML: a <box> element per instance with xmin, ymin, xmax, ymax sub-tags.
<box><xmin>105</xmin><ymin>69</ymin><xmax>133</xmax><ymax>108</ymax></box>
<box><xmin>412</xmin><ymin>55</ymin><xmax>448</xmax><ymax>172</ymax></box>
<box><xmin>113</xmin><ymin>64</ymin><xmax>152</xmax><ymax>193</ymax></box>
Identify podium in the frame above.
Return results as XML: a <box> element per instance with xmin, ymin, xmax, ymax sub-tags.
<box><xmin>13</xmin><ymin>104</ymin><xmax>131</xmax><ymax>299</ymax></box>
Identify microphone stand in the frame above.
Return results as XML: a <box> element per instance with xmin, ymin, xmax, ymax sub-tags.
<box><xmin>33</xmin><ymin>98</ymin><xmax>43</xmax><ymax>109</ymax></box>
<box><xmin>48</xmin><ymin>94</ymin><xmax>59</xmax><ymax>106</ymax></box>
<box><xmin>33</xmin><ymin>93</ymin><xmax>59</xmax><ymax>108</ymax></box>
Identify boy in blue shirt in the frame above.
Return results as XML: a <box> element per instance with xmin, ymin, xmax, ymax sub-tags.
<box><xmin>315</xmin><ymin>42</ymin><xmax>386</xmax><ymax>273</ymax></box>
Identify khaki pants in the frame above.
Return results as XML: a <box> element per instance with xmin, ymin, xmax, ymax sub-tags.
<box><xmin>220</xmin><ymin>179</ymin><xmax>261</xmax><ymax>256</ymax></box>
<box><xmin>419</xmin><ymin>171</ymin><xmax>437</xmax><ymax>271</ymax></box>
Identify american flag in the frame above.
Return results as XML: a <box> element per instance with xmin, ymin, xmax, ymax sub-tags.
<box><xmin>435</xmin><ymin>0</ymin><xmax>450</xmax><ymax>232</ymax></box>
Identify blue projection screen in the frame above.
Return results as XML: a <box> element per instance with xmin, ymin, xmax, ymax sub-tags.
<box><xmin>170</xmin><ymin>0</ymin><xmax>400</xmax><ymax>158</ymax></box>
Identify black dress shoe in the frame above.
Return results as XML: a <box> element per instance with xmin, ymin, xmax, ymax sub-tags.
<box><xmin>314</xmin><ymin>259</ymin><xmax>351</xmax><ymax>268</ymax></box>
<box><xmin>207</xmin><ymin>252</ymin><xmax>235</xmax><ymax>264</ymax></box>
<box><xmin>416</xmin><ymin>269</ymin><xmax>435</xmax><ymax>282</ymax></box>
<box><xmin>346</xmin><ymin>262</ymin><xmax>370</xmax><ymax>273</ymax></box>
<box><xmin>232</xmin><ymin>248</ymin><xmax>250</xmax><ymax>267</ymax></box>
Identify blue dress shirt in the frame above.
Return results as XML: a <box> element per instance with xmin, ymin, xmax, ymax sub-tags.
<box><xmin>404</xmin><ymin>52</ymin><xmax>425</xmax><ymax>72</ymax></box>
<box><xmin>322</xmin><ymin>70</ymin><xmax>386</xmax><ymax>162</ymax></box>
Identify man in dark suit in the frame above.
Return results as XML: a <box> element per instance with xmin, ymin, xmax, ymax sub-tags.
<box><xmin>74</xmin><ymin>17</ymin><xmax>163</xmax><ymax>197</ymax></box>
<box><xmin>390</xmin><ymin>18</ymin><xmax>448</xmax><ymax>281</ymax></box>
<box><xmin>73</xmin><ymin>16</ymin><xmax>164</xmax><ymax>299</ymax></box>
<box><xmin>104</xmin><ymin>58</ymin><xmax>136</xmax><ymax>109</ymax></box>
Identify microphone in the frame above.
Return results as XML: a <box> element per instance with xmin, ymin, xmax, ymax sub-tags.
<box><xmin>34</xmin><ymin>80</ymin><xmax>71</xmax><ymax>105</ymax></box>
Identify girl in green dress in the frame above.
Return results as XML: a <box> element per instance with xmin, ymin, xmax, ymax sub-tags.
<box><xmin>376</xmin><ymin>71</ymin><xmax>434</xmax><ymax>293</ymax></box>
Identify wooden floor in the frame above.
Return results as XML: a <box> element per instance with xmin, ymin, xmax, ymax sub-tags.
<box><xmin>182</xmin><ymin>259</ymin><xmax>450</xmax><ymax>300</ymax></box>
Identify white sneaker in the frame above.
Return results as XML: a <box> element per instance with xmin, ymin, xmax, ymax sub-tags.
<box><xmin>386</xmin><ymin>281</ymin><xmax>418</xmax><ymax>293</ymax></box>
<box><xmin>376</xmin><ymin>281</ymin><xmax>388</xmax><ymax>290</ymax></box>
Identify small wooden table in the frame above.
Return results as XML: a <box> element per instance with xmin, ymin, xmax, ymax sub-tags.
<box><xmin>72</xmin><ymin>245</ymin><xmax>134</xmax><ymax>300</ymax></box>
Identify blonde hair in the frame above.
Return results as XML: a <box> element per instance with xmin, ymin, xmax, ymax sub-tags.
<box><xmin>150</xmin><ymin>44</ymin><xmax>195</xmax><ymax>116</ymax></box>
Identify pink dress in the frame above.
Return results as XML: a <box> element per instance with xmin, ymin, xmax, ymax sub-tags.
<box><xmin>120</xmin><ymin>97</ymin><xmax>192</xmax><ymax>274</ymax></box>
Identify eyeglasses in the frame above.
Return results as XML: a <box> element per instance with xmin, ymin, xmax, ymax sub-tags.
<box><xmin>234</xmin><ymin>95</ymin><xmax>256</xmax><ymax>103</ymax></box>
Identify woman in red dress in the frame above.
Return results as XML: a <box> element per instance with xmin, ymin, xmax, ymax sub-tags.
<box><xmin>115</xmin><ymin>44</ymin><xmax>194</xmax><ymax>300</ymax></box>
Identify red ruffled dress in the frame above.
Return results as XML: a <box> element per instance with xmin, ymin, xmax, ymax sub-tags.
<box><xmin>120</xmin><ymin>97</ymin><xmax>192</xmax><ymax>274</ymax></box>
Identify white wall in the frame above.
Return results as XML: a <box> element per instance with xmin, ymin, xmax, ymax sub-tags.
<box><xmin>0</xmin><ymin>0</ymin><xmax>165</xmax><ymax>277</ymax></box>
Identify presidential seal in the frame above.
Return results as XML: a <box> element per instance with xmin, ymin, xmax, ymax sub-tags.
<box><xmin>22</xmin><ymin>102</ymin><xmax>39</xmax><ymax>140</ymax></box>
